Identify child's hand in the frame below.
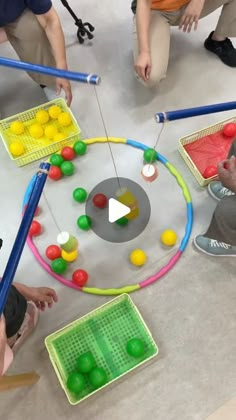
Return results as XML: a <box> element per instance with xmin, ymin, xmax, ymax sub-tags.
<box><xmin>28</xmin><ymin>287</ymin><xmax>58</xmax><ymax>311</ymax></box>
<box><xmin>218</xmin><ymin>156</ymin><xmax>236</xmax><ymax>193</ymax></box>
<box><xmin>0</xmin><ymin>316</ymin><xmax>6</xmax><ymax>338</ymax></box>
<box><xmin>179</xmin><ymin>0</ymin><xmax>205</xmax><ymax>32</ymax></box>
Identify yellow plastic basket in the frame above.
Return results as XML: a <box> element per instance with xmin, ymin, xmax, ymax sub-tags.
<box><xmin>0</xmin><ymin>98</ymin><xmax>81</xmax><ymax>167</ymax></box>
<box><xmin>178</xmin><ymin>115</ymin><xmax>236</xmax><ymax>187</ymax></box>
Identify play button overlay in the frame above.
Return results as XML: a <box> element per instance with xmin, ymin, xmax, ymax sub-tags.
<box><xmin>85</xmin><ymin>177</ymin><xmax>151</xmax><ymax>243</ymax></box>
<box><xmin>108</xmin><ymin>199</ymin><xmax>131</xmax><ymax>223</ymax></box>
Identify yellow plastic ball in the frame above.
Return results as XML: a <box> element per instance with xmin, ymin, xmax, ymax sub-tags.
<box><xmin>61</xmin><ymin>249</ymin><xmax>78</xmax><ymax>262</ymax></box>
<box><xmin>36</xmin><ymin>109</ymin><xmax>49</xmax><ymax>125</ymax></box>
<box><xmin>48</xmin><ymin>105</ymin><xmax>62</xmax><ymax>119</ymax></box>
<box><xmin>161</xmin><ymin>230</ymin><xmax>177</xmax><ymax>247</ymax></box>
<box><xmin>44</xmin><ymin>124</ymin><xmax>58</xmax><ymax>139</ymax></box>
<box><xmin>58</xmin><ymin>112</ymin><xmax>72</xmax><ymax>127</ymax></box>
<box><xmin>53</xmin><ymin>132</ymin><xmax>65</xmax><ymax>142</ymax></box>
<box><xmin>10</xmin><ymin>121</ymin><xmax>24</xmax><ymax>135</ymax></box>
<box><xmin>29</xmin><ymin>124</ymin><xmax>44</xmax><ymax>139</ymax></box>
<box><xmin>129</xmin><ymin>249</ymin><xmax>147</xmax><ymax>267</ymax></box>
<box><xmin>9</xmin><ymin>142</ymin><xmax>25</xmax><ymax>156</ymax></box>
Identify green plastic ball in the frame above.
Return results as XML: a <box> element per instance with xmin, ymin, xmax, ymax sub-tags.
<box><xmin>61</xmin><ymin>161</ymin><xmax>75</xmax><ymax>176</ymax></box>
<box><xmin>89</xmin><ymin>367</ymin><xmax>107</xmax><ymax>389</ymax></box>
<box><xmin>126</xmin><ymin>338</ymin><xmax>145</xmax><ymax>358</ymax></box>
<box><xmin>77</xmin><ymin>215</ymin><xmax>92</xmax><ymax>231</ymax></box>
<box><xmin>73</xmin><ymin>187</ymin><xmax>88</xmax><ymax>203</ymax></box>
<box><xmin>115</xmin><ymin>217</ymin><xmax>129</xmax><ymax>227</ymax></box>
<box><xmin>77</xmin><ymin>352</ymin><xmax>96</xmax><ymax>373</ymax></box>
<box><xmin>73</xmin><ymin>141</ymin><xmax>87</xmax><ymax>156</ymax></box>
<box><xmin>51</xmin><ymin>258</ymin><xmax>67</xmax><ymax>274</ymax></box>
<box><xmin>143</xmin><ymin>148</ymin><xmax>157</xmax><ymax>163</ymax></box>
<box><xmin>67</xmin><ymin>372</ymin><xmax>85</xmax><ymax>394</ymax></box>
<box><xmin>50</xmin><ymin>154</ymin><xmax>64</xmax><ymax>167</ymax></box>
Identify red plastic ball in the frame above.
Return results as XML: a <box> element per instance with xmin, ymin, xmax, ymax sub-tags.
<box><xmin>45</xmin><ymin>245</ymin><xmax>61</xmax><ymax>260</ymax></box>
<box><xmin>49</xmin><ymin>166</ymin><xmax>62</xmax><ymax>181</ymax></box>
<box><xmin>29</xmin><ymin>220</ymin><xmax>42</xmax><ymax>236</ymax></box>
<box><xmin>61</xmin><ymin>146</ymin><xmax>76</xmax><ymax>161</ymax></box>
<box><xmin>23</xmin><ymin>205</ymin><xmax>40</xmax><ymax>216</ymax></box>
<box><xmin>203</xmin><ymin>165</ymin><xmax>218</xmax><ymax>179</ymax></box>
<box><xmin>223</xmin><ymin>123</ymin><xmax>236</xmax><ymax>137</ymax></box>
<box><xmin>72</xmin><ymin>269</ymin><xmax>89</xmax><ymax>287</ymax></box>
<box><xmin>92</xmin><ymin>193</ymin><xmax>108</xmax><ymax>209</ymax></box>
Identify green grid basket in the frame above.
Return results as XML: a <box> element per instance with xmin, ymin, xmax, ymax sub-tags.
<box><xmin>0</xmin><ymin>98</ymin><xmax>81</xmax><ymax>167</ymax></box>
<box><xmin>178</xmin><ymin>115</ymin><xmax>236</xmax><ymax>186</ymax></box>
<box><xmin>45</xmin><ymin>294</ymin><xmax>158</xmax><ymax>405</ymax></box>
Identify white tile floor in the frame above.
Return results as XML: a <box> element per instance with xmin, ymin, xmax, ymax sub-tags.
<box><xmin>0</xmin><ymin>1</ymin><xmax>236</xmax><ymax>419</ymax></box>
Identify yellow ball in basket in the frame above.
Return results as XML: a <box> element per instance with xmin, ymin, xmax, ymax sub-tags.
<box><xmin>10</xmin><ymin>121</ymin><xmax>24</xmax><ymax>135</ymax></box>
<box><xmin>48</xmin><ymin>105</ymin><xmax>62</xmax><ymax>119</ymax></box>
<box><xmin>10</xmin><ymin>142</ymin><xmax>25</xmax><ymax>156</ymax></box>
<box><xmin>53</xmin><ymin>132</ymin><xmax>65</xmax><ymax>142</ymax></box>
<box><xmin>44</xmin><ymin>124</ymin><xmax>58</xmax><ymax>139</ymax></box>
<box><xmin>36</xmin><ymin>109</ymin><xmax>49</xmax><ymax>125</ymax></box>
<box><xmin>58</xmin><ymin>112</ymin><xmax>72</xmax><ymax>127</ymax></box>
<box><xmin>29</xmin><ymin>124</ymin><xmax>44</xmax><ymax>139</ymax></box>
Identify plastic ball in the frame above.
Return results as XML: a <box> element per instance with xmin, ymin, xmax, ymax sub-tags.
<box><xmin>73</xmin><ymin>188</ymin><xmax>88</xmax><ymax>203</ymax></box>
<box><xmin>126</xmin><ymin>338</ymin><xmax>145</xmax><ymax>358</ymax></box>
<box><xmin>143</xmin><ymin>148</ymin><xmax>157</xmax><ymax>163</ymax></box>
<box><xmin>77</xmin><ymin>215</ymin><xmax>92</xmax><ymax>231</ymax></box>
<box><xmin>67</xmin><ymin>372</ymin><xmax>85</xmax><ymax>394</ymax></box>
<box><xmin>76</xmin><ymin>352</ymin><xmax>96</xmax><ymax>374</ymax></box>
<box><xmin>35</xmin><ymin>109</ymin><xmax>49</xmax><ymax>125</ymax></box>
<box><xmin>223</xmin><ymin>123</ymin><xmax>236</xmax><ymax>137</ymax></box>
<box><xmin>44</xmin><ymin>124</ymin><xmax>57</xmax><ymax>139</ymax></box>
<box><xmin>10</xmin><ymin>121</ymin><xmax>24</xmax><ymax>135</ymax></box>
<box><xmin>92</xmin><ymin>193</ymin><xmax>108</xmax><ymax>209</ymax></box>
<box><xmin>53</xmin><ymin>132</ymin><xmax>65</xmax><ymax>142</ymax></box>
<box><xmin>9</xmin><ymin>142</ymin><xmax>25</xmax><ymax>157</ymax></box>
<box><xmin>115</xmin><ymin>216</ymin><xmax>129</xmax><ymax>226</ymax></box>
<box><xmin>48</xmin><ymin>105</ymin><xmax>62</xmax><ymax>119</ymax></box>
<box><xmin>61</xmin><ymin>161</ymin><xmax>75</xmax><ymax>176</ymax></box>
<box><xmin>161</xmin><ymin>229</ymin><xmax>177</xmax><ymax>246</ymax></box>
<box><xmin>129</xmin><ymin>249</ymin><xmax>147</xmax><ymax>266</ymax></box>
<box><xmin>29</xmin><ymin>124</ymin><xmax>44</xmax><ymax>139</ymax></box>
<box><xmin>48</xmin><ymin>165</ymin><xmax>62</xmax><ymax>180</ymax></box>
<box><xmin>29</xmin><ymin>220</ymin><xmax>42</xmax><ymax>237</ymax></box>
<box><xmin>51</xmin><ymin>258</ymin><xmax>67</xmax><ymax>274</ymax></box>
<box><xmin>89</xmin><ymin>368</ymin><xmax>107</xmax><ymax>389</ymax></box>
<box><xmin>61</xmin><ymin>146</ymin><xmax>75</xmax><ymax>161</ymax></box>
<box><xmin>50</xmin><ymin>154</ymin><xmax>64</xmax><ymax>167</ymax></box>
<box><xmin>72</xmin><ymin>269</ymin><xmax>89</xmax><ymax>287</ymax></box>
<box><xmin>58</xmin><ymin>112</ymin><xmax>72</xmax><ymax>127</ymax></box>
<box><xmin>73</xmin><ymin>141</ymin><xmax>87</xmax><ymax>156</ymax></box>
<box><xmin>61</xmin><ymin>249</ymin><xmax>78</xmax><ymax>263</ymax></box>
<box><xmin>203</xmin><ymin>165</ymin><xmax>218</xmax><ymax>179</ymax></box>
<box><xmin>45</xmin><ymin>245</ymin><xmax>61</xmax><ymax>260</ymax></box>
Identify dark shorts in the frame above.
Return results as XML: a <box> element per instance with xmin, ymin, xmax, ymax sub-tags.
<box><xmin>3</xmin><ymin>286</ymin><xmax>27</xmax><ymax>338</ymax></box>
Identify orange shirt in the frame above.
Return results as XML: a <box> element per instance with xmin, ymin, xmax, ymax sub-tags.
<box><xmin>151</xmin><ymin>0</ymin><xmax>190</xmax><ymax>11</ymax></box>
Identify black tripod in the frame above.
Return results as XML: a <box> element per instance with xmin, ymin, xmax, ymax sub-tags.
<box><xmin>60</xmin><ymin>0</ymin><xmax>95</xmax><ymax>44</ymax></box>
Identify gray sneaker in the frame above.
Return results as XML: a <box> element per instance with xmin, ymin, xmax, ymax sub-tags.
<box><xmin>193</xmin><ymin>235</ymin><xmax>236</xmax><ymax>257</ymax></box>
<box><xmin>208</xmin><ymin>181</ymin><xmax>234</xmax><ymax>201</ymax></box>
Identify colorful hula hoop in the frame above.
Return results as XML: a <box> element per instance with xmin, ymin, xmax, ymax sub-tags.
<box><xmin>23</xmin><ymin>137</ymin><xmax>193</xmax><ymax>296</ymax></box>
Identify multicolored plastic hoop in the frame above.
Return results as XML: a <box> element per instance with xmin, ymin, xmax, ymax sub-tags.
<box><xmin>23</xmin><ymin>137</ymin><xmax>193</xmax><ymax>296</ymax></box>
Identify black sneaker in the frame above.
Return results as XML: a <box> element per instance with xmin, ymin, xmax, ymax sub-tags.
<box><xmin>204</xmin><ymin>31</ymin><xmax>236</xmax><ymax>67</ymax></box>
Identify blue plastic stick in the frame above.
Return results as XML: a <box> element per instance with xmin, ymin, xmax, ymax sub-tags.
<box><xmin>0</xmin><ymin>162</ymin><xmax>50</xmax><ymax>315</ymax></box>
<box><xmin>0</xmin><ymin>56</ymin><xmax>100</xmax><ymax>85</ymax></box>
<box><xmin>155</xmin><ymin>101</ymin><xmax>236</xmax><ymax>123</ymax></box>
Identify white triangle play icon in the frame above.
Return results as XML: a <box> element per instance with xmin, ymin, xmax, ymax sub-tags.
<box><xmin>108</xmin><ymin>198</ymin><xmax>131</xmax><ymax>223</ymax></box>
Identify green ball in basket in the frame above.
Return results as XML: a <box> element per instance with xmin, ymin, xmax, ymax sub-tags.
<box><xmin>126</xmin><ymin>338</ymin><xmax>145</xmax><ymax>358</ymax></box>
<box><xmin>89</xmin><ymin>367</ymin><xmax>108</xmax><ymax>389</ymax></box>
<box><xmin>67</xmin><ymin>372</ymin><xmax>85</xmax><ymax>394</ymax></box>
<box><xmin>76</xmin><ymin>352</ymin><xmax>96</xmax><ymax>374</ymax></box>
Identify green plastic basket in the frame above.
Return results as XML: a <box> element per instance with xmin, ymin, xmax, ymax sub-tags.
<box><xmin>45</xmin><ymin>294</ymin><xmax>158</xmax><ymax>405</ymax></box>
